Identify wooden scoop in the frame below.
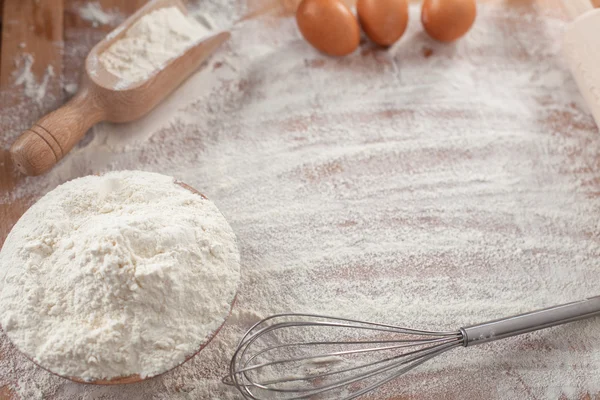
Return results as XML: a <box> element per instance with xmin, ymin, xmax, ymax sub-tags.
<box><xmin>10</xmin><ymin>0</ymin><xmax>230</xmax><ymax>176</ymax></box>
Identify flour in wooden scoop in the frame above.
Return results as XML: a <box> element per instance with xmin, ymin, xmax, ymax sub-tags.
<box><xmin>99</xmin><ymin>6</ymin><xmax>212</xmax><ymax>87</ymax></box>
<box><xmin>0</xmin><ymin>170</ymin><xmax>240</xmax><ymax>381</ymax></box>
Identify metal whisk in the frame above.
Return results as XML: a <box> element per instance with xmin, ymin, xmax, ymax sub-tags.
<box><xmin>225</xmin><ymin>296</ymin><xmax>600</xmax><ymax>399</ymax></box>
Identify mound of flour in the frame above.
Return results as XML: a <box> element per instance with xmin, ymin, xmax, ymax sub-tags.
<box><xmin>99</xmin><ymin>6</ymin><xmax>212</xmax><ymax>87</ymax></box>
<box><xmin>0</xmin><ymin>170</ymin><xmax>240</xmax><ymax>380</ymax></box>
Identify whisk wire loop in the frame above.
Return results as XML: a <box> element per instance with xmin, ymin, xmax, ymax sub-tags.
<box><xmin>226</xmin><ymin>313</ymin><xmax>463</xmax><ymax>400</ymax></box>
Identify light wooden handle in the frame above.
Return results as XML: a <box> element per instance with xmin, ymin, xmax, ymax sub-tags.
<box><xmin>10</xmin><ymin>86</ymin><xmax>105</xmax><ymax>176</ymax></box>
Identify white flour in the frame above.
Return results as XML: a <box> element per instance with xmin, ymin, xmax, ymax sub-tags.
<box><xmin>0</xmin><ymin>171</ymin><xmax>240</xmax><ymax>381</ymax></box>
<box><xmin>99</xmin><ymin>7</ymin><xmax>212</xmax><ymax>87</ymax></box>
<box><xmin>1</xmin><ymin>0</ymin><xmax>600</xmax><ymax>399</ymax></box>
<box><xmin>63</xmin><ymin>82</ymin><xmax>78</xmax><ymax>95</ymax></box>
<box><xmin>12</xmin><ymin>54</ymin><xmax>55</xmax><ymax>105</ymax></box>
<box><xmin>78</xmin><ymin>2</ymin><xmax>121</xmax><ymax>28</ymax></box>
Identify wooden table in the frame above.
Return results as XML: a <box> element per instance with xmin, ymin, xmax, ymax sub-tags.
<box><xmin>2</xmin><ymin>0</ymin><xmax>600</xmax><ymax>399</ymax></box>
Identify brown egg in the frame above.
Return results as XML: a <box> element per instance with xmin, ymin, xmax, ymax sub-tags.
<box><xmin>421</xmin><ymin>0</ymin><xmax>476</xmax><ymax>43</ymax></box>
<box><xmin>357</xmin><ymin>0</ymin><xmax>409</xmax><ymax>47</ymax></box>
<box><xmin>296</xmin><ymin>0</ymin><xmax>361</xmax><ymax>56</ymax></box>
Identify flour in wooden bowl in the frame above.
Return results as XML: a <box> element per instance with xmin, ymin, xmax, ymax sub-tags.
<box><xmin>0</xmin><ymin>170</ymin><xmax>240</xmax><ymax>381</ymax></box>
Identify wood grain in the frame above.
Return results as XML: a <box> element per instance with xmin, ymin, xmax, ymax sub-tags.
<box><xmin>0</xmin><ymin>0</ymin><xmax>63</xmax><ymax>247</ymax></box>
<box><xmin>0</xmin><ymin>1</ymin><xmax>3</xmax><ymax>55</ymax></box>
<box><xmin>0</xmin><ymin>0</ymin><xmax>63</xmax><ymax>86</ymax></box>
<box><xmin>0</xmin><ymin>386</ymin><xmax>14</xmax><ymax>400</ymax></box>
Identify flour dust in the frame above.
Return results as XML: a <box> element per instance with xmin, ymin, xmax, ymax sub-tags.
<box><xmin>1</xmin><ymin>0</ymin><xmax>600</xmax><ymax>399</ymax></box>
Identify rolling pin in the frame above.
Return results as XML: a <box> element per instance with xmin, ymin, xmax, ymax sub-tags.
<box><xmin>562</xmin><ymin>0</ymin><xmax>600</xmax><ymax>129</ymax></box>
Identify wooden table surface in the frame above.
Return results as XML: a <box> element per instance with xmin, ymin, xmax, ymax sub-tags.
<box><xmin>2</xmin><ymin>0</ymin><xmax>600</xmax><ymax>399</ymax></box>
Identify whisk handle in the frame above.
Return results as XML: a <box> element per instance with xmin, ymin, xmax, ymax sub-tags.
<box><xmin>461</xmin><ymin>295</ymin><xmax>600</xmax><ymax>347</ymax></box>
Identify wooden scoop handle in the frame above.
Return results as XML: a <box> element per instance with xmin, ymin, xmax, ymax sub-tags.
<box><xmin>10</xmin><ymin>84</ymin><xmax>105</xmax><ymax>176</ymax></box>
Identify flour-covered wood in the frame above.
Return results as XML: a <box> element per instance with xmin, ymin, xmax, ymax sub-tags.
<box><xmin>1</xmin><ymin>0</ymin><xmax>600</xmax><ymax>399</ymax></box>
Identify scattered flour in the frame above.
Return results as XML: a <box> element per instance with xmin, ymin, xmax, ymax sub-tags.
<box><xmin>191</xmin><ymin>11</ymin><xmax>217</xmax><ymax>30</ymax></box>
<box><xmin>12</xmin><ymin>54</ymin><xmax>55</xmax><ymax>105</ymax></box>
<box><xmin>1</xmin><ymin>0</ymin><xmax>600</xmax><ymax>399</ymax></box>
<box><xmin>0</xmin><ymin>171</ymin><xmax>240</xmax><ymax>381</ymax></box>
<box><xmin>62</xmin><ymin>82</ymin><xmax>78</xmax><ymax>95</ymax></box>
<box><xmin>78</xmin><ymin>2</ymin><xmax>120</xmax><ymax>28</ymax></box>
<box><xmin>99</xmin><ymin>6</ymin><xmax>212</xmax><ymax>87</ymax></box>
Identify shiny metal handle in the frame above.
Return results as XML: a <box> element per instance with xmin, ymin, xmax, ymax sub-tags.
<box><xmin>460</xmin><ymin>296</ymin><xmax>600</xmax><ymax>347</ymax></box>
